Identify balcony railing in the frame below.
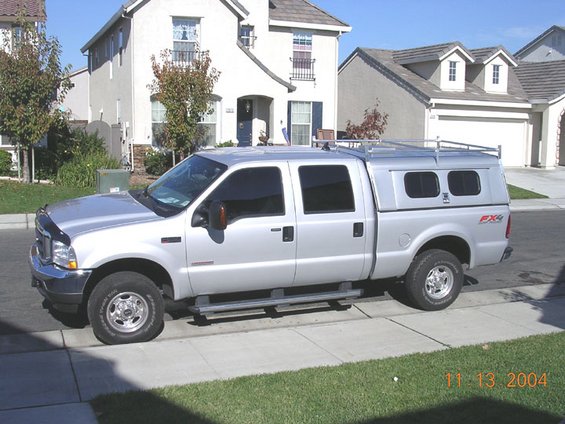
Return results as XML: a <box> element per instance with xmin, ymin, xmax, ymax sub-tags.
<box><xmin>172</xmin><ymin>50</ymin><xmax>198</xmax><ymax>66</ymax></box>
<box><xmin>290</xmin><ymin>58</ymin><xmax>316</xmax><ymax>81</ymax></box>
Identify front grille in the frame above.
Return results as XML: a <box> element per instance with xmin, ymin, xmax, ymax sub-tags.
<box><xmin>35</xmin><ymin>218</ymin><xmax>52</xmax><ymax>261</ymax></box>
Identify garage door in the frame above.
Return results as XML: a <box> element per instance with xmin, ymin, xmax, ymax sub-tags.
<box><xmin>436</xmin><ymin>117</ymin><xmax>527</xmax><ymax>167</ymax></box>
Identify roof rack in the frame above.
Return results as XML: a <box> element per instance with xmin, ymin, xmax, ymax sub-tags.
<box><xmin>315</xmin><ymin>139</ymin><xmax>502</xmax><ymax>162</ymax></box>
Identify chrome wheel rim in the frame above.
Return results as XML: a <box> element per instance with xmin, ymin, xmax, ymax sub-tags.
<box><xmin>106</xmin><ymin>292</ymin><xmax>149</xmax><ymax>333</ymax></box>
<box><xmin>425</xmin><ymin>265</ymin><xmax>454</xmax><ymax>300</ymax></box>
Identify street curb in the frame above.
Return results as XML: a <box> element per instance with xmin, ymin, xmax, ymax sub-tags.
<box><xmin>0</xmin><ymin>213</ymin><xmax>35</xmax><ymax>230</ymax></box>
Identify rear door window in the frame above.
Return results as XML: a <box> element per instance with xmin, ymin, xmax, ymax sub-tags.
<box><xmin>298</xmin><ymin>165</ymin><xmax>355</xmax><ymax>214</ymax></box>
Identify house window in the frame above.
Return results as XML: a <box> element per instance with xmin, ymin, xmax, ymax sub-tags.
<box><xmin>290</xmin><ymin>101</ymin><xmax>312</xmax><ymax>146</ymax></box>
<box><xmin>448</xmin><ymin>61</ymin><xmax>457</xmax><ymax>82</ymax></box>
<box><xmin>198</xmin><ymin>101</ymin><xmax>219</xmax><ymax>147</ymax></box>
<box><xmin>292</xmin><ymin>32</ymin><xmax>315</xmax><ymax>80</ymax></box>
<box><xmin>239</xmin><ymin>25</ymin><xmax>255</xmax><ymax>48</ymax></box>
<box><xmin>110</xmin><ymin>35</ymin><xmax>114</xmax><ymax>79</ymax></box>
<box><xmin>151</xmin><ymin>98</ymin><xmax>167</xmax><ymax>147</ymax></box>
<box><xmin>288</xmin><ymin>101</ymin><xmax>323</xmax><ymax>146</ymax></box>
<box><xmin>11</xmin><ymin>25</ymin><xmax>22</xmax><ymax>49</ymax></box>
<box><xmin>118</xmin><ymin>28</ymin><xmax>124</xmax><ymax>67</ymax></box>
<box><xmin>172</xmin><ymin>18</ymin><xmax>199</xmax><ymax>65</ymax></box>
<box><xmin>492</xmin><ymin>64</ymin><xmax>500</xmax><ymax>85</ymax></box>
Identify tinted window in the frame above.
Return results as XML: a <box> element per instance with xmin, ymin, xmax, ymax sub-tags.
<box><xmin>404</xmin><ymin>172</ymin><xmax>440</xmax><ymax>198</ymax></box>
<box><xmin>208</xmin><ymin>167</ymin><xmax>284</xmax><ymax>223</ymax></box>
<box><xmin>299</xmin><ymin>165</ymin><xmax>355</xmax><ymax>214</ymax></box>
<box><xmin>448</xmin><ymin>171</ymin><xmax>481</xmax><ymax>196</ymax></box>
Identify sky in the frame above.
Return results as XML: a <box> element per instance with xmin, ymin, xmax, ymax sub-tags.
<box><xmin>45</xmin><ymin>0</ymin><xmax>565</xmax><ymax>72</ymax></box>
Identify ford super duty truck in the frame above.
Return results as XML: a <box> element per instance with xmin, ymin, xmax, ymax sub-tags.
<box><xmin>30</xmin><ymin>140</ymin><xmax>512</xmax><ymax>344</ymax></box>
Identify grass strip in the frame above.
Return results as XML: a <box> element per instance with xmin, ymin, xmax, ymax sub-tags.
<box><xmin>507</xmin><ymin>184</ymin><xmax>547</xmax><ymax>200</ymax></box>
<box><xmin>0</xmin><ymin>180</ymin><xmax>95</xmax><ymax>214</ymax></box>
<box><xmin>92</xmin><ymin>332</ymin><xmax>564</xmax><ymax>424</ymax></box>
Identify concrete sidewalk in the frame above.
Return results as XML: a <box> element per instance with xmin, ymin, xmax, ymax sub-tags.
<box><xmin>1</xmin><ymin>283</ymin><xmax>564</xmax><ymax>423</ymax></box>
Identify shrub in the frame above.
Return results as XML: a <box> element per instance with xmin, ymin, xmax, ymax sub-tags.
<box><xmin>216</xmin><ymin>140</ymin><xmax>235</xmax><ymax>148</ymax></box>
<box><xmin>0</xmin><ymin>150</ymin><xmax>13</xmax><ymax>175</ymax></box>
<box><xmin>144</xmin><ymin>149</ymin><xmax>173</xmax><ymax>176</ymax></box>
<box><xmin>55</xmin><ymin>152</ymin><xmax>120</xmax><ymax>188</ymax></box>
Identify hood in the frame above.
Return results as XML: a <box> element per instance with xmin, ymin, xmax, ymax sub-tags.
<box><xmin>47</xmin><ymin>191</ymin><xmax>162</xmax><ymax>238</ymax></box>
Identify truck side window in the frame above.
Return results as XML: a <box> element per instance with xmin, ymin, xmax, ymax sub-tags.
<box><xmin>208</xmin><ymin>167</ymin><xmax>284</xmax><ymax>223</ymax></box>
<box><xmin>299</xmin><ymin>165</ymin><xmax>355</xmax><ymax>214</ymax></box>
<box><xmin>404</xmin><ymin>172</ymin><xmax>440</xmax><ymax>198</ymax></box>
<box><xmin>448</xmin><ymin>171</ymin><xmax>481</xmax><ymax>196</ymax></box>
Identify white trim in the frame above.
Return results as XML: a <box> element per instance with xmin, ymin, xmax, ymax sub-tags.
<box><xmin>269</xmin><ymin>19</ymin><xmax>351</xmax><ymax>33</ymax></box>
<box><xmin>549</xmin><ymin>92</ymin><xmax>565</xmax><ymax>105</ymax></box>
<box><xmin>439</xmin><ymin>46</ymin><xmax>475</xmax><ymax>63</ymax></box>
<box><xmin>430</xmin><ymin>98</ymin><xmax>532</xmax><ymax>109</ymax></box>
<box><xmin>481</xmin><ymin>50</ymin><xmax>518</xmax><ymax>67</ymax></box>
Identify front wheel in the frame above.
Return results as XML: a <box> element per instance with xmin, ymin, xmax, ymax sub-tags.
<box><xmin>87</xmin><ymin>271</ymin><xmax>164</xmax><ymax>345</ymax></box>
<box><xmin>405</xmin><ymin>249</ymin><xmax>463</xmax><ymax>311</ymax></box>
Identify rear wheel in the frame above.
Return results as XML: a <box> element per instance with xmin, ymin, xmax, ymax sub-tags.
<box><xmin>87</xmin><ymin>271</ymin><xmax>164</xmax><ymax>345</ymax></box>
<box><xmin>405</xmin><ymin>249</ymin><xmax>463</xmax><ymax>311</ymax></box>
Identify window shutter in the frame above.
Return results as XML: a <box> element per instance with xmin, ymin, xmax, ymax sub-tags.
<box><xmin>312</xmin><ymin>102</ymin><xmax>323</xmax><ymax>137</ymax></box>
<box><xmin>287</xmin><ymin>101</ymin><xmax>292</xmax><ymax>144</ymax></box>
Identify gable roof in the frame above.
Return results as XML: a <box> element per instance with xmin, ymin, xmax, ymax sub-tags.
<box><xmin>269</xmin><ymin>0</ymin><xmax>350</xmax><ymax>30</ymax></box>
<box><xmin>0</xmin><ymin>0</ymin><xmax>45</xmax><ymax>20</ymax></box>
<box><xmin>514</xmin><ymin>25</ymin><xmax>565</xmax><ymax>58</ymax></box>
<box><xmin>343</xmin><ymin>47</ymin><xmax>529</xmax><ymax>105</ymax></box>
<box><xmin>393</xmin><ymin>42</ymin><xmax>475</xmax><ymax>65</ymax></box>
<box><xmin>514</xmin><ymin>60</ymin><xmax>565</xmax><ymax>103</ymax></box>
<box><xmin>470</xmin><ymin>46</ymin><xmax>518</xmax><ymax>67</ymax></box>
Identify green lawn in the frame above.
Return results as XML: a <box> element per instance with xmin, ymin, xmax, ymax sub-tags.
<box><xmin>507</xmin><ymin>184</ymin><xmax>548</xmax><ymax>200</ymax></box>
<box><xmin>91</xmin><ymin>332</ymin><xmax>564</xmax><ymax>424</ymax></box>
<box><xmin>0</xmin><ymin>180</ymin><xmax>95</xmax><ymax>214</ymax></box>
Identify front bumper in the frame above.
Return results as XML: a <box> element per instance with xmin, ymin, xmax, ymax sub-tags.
<box><xmin>29</xmin><ymin>243</ymin><xmax>92</xmax><ymax>310</ymax></box>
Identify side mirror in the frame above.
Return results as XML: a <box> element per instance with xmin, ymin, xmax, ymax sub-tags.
<box><xmin>208</xmin><ymin>200</ymin><xmax>227</xmax><ymax>231</ymax></box>
<box><xmin>191</xmin><ymin>204</ymin><xmax>208</xmax><ymax>228</ymax></box>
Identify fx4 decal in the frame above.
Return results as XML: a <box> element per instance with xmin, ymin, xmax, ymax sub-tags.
<box><xmin>479</xmin><ymin>214</ymin><xmax>504</xmax><ymax>224</ymax></box>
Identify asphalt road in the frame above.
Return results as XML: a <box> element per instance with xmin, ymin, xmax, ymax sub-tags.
<box><xmin>0</xmin><ymin>210</ymin><xmax>564</xmax><ymax>335</ymax></box>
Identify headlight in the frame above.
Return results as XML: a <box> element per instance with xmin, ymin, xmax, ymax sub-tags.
<box><xmin>52</xmin><ymin>240</ymin><xmax>78</xmax><ymax>269</ymax></box>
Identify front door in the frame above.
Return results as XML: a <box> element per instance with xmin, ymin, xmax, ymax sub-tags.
<box><xmin>186</xmin><ymin>163</ymin><xmax>297</xmax><ymax>295</ymax></box>
<box><xmin>237</xmin><ymin>99</ymin><xmax>253</xmax><ymax>146</ymax></box>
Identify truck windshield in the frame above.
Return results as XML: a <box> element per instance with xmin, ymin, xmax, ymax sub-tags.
<box><xmin>142</xmin><ymin>155</ymin><xmax>226</xmax><ymax>215</ymax></box>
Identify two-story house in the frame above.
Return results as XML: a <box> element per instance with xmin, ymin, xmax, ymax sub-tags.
<box><xmin>514</xmin><ymin>25</ymin><xmax>565</xmax><ymax>167</ymax></box>
<box><xmin>0</xmin><ymin>0</ymin><xmax>46</xmax><ymax>163</ymax></box>
<box><xmin>338</xmin><ymin>43</ymin><xmax>532</xmax><ymax>168</ymax></box>
<box><xmin>80</xmin><ymin>0</ymin><xmax>350</xmax><ymax>168</ymax></box>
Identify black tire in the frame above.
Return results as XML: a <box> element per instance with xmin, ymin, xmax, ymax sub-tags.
<box><xmin>405</xmin><ymin>249</ymin><xmax>463</xmax><ymax>311</ymax></box>
<box><xmin>87</xmin><ymin>271</ymin><xmax>164</xmax><ymax>345</ymax></box>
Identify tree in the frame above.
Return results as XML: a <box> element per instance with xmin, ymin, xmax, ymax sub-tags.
<box><xmin>0</xmin><ymin>13</ymin><xmax>71</xmax><ymax>183</ymax></box>
<box><xmin>345</xmin><ymin>99</ymin><xmax>389</xmax><ymax>140</ymax></box>
<box><xmin>149</xmin><ymin>48</ymin><xmax>220</xmax><ymax>158</ymax></box>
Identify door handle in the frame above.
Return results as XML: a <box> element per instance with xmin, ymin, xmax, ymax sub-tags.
<box><xmin>283</xmin><ymin>226</ymin><xmax>294</xmax><ymax>242</ymax></box>
<box><xmin>353</xmin><ymin>222</ymin><xmax>364</xmax><ymax>238</ymax></box>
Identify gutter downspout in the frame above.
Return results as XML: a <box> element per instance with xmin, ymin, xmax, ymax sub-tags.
<box><xmin>122</xmin><ymin>11</ymin><xmax>135</xmax><ymax>172</ymax></box>
<box><xmin>334</xmin><ymin>31</ymin><xmax>342</xmax><ymax>135</ymax></box>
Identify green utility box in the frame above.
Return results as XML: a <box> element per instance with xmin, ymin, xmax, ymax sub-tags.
<box><xmin>96</xmin><ymin>169</ymin><xmax>130</xmax><ymax>194</ymax></box>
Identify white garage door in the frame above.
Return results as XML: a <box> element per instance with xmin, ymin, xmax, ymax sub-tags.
<box><xmin>436</xmin><ymin>117</ymin><xmax>527</xmax><ymax>167</ymax></box>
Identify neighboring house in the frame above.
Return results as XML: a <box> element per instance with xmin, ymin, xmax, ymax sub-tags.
<box><xmin>515</xmin><ymin>25</ymin><xmax>565</xmax><ymax>63</ymax></box>
<box><xmin>0</xmin><ymin>0</ymin><xmax>45</xmax><ymax>164</ymax></box>
<box><xmin>80</xmin><ymin>0</ymin><xmax>350</xmax><ymax>168</ymax></box>
<box><xmin>60</xmin><ymin>67</ymin><xmax>90</xmax><ymax>122</ymax></box>
<box><xmin>514</xmin><ymin>26</ymin><xmax>565</xmax><ymax>167</ymax></box>
<box><xmin>338</xmin><ymin>43</ymin><xmax>531</xmax><ymax>167</ymax></box>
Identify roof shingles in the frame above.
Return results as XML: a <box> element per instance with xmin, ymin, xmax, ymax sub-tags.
<box><xmin>514</xmin><ymin>60</ymin><xmax>565</xmax><ymax>101</ymax></box>
<box><xmin>0</xmin><ymin>0</ymin><xmax>45</xmax><ymax>19</ymax></box>
<box><xmin>269</xmin><ymin>0</ymin><xmax>349</xmax><ymax>27</ymax></box>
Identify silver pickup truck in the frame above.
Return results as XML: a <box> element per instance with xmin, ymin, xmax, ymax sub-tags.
<box><xmin>30</xmin><ymin>140</ymin><xmax>512</xmax><ymax>344</ymax></box>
